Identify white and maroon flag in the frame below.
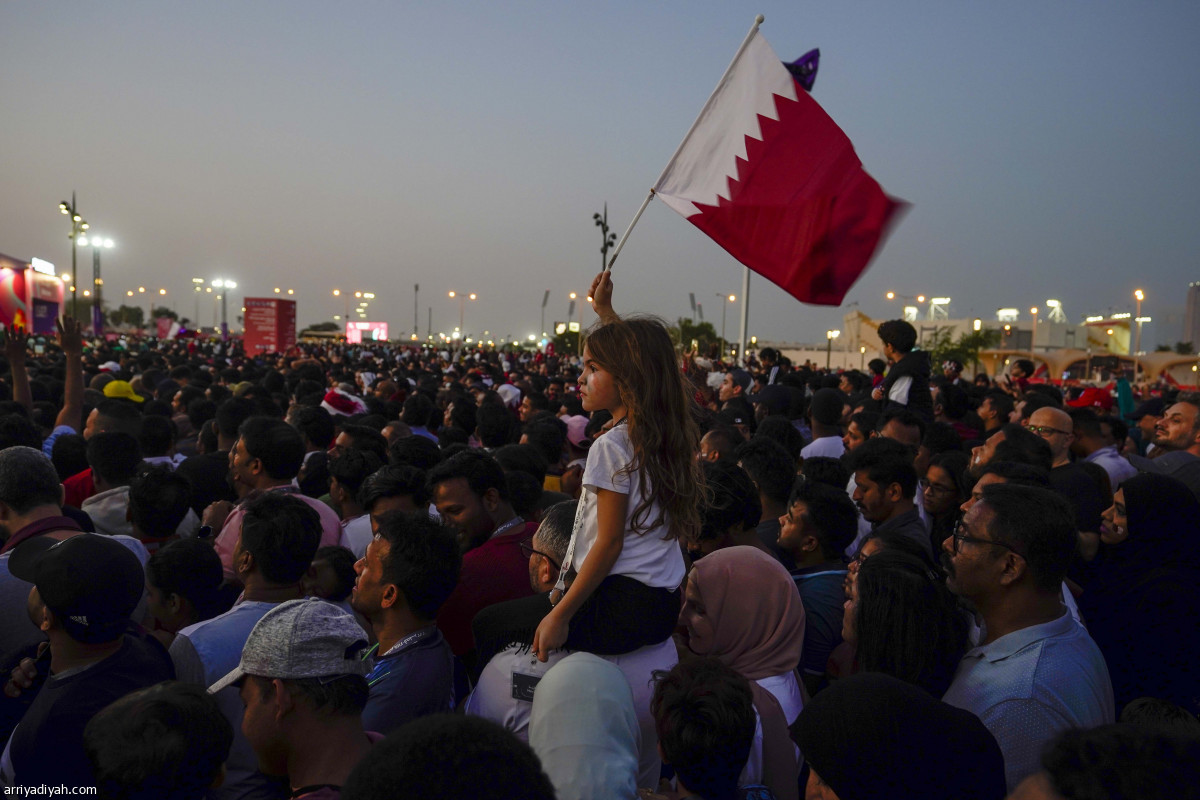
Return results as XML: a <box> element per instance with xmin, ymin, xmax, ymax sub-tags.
<box><xmin>653</xmin><ymin>29</ymin><xmax>906</xmax><ymax>306</ymax></box>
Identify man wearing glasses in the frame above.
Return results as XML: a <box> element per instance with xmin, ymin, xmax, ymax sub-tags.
<box><xmin>1026</xmin><ymin>406</ymin><xmax>1107</xmax><ymax>554</ymax></box>
<box><xmin>941</xmin><ymin>483</ymin><xmax>1114</xmax><ymax>792</ymax></box>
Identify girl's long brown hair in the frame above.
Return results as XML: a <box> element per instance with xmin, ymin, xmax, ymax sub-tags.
<box><xmin>584</xmin><ymin>316</ymin><xmax>704</xmax><ymax>541</ymax></box>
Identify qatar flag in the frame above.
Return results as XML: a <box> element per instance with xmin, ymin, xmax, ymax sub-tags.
<box><xmin>654</xmin><ymin>30</ymin><xmax>906</xmax><ymax>306</ymax></box>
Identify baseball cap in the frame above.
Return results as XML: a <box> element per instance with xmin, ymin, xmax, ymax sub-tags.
<box><xmin>10</xmin><ymin>534</ymin><xmax>144</xmax><ymax>644</ymax></box>
<box><xmin>747</xmin><ymin>384</ymin><xmax>790</xmax><ymax>416</ymax></box>
<box><xmin>103</xmin><ymin>380</ymin><xmax>145</xmax><ymax>404</ymax></box>
<box><xmin>562</xmin><ymin>415</ymin><xmax>592</xmax><ymax>449</ymax></box>
<box><xmin>1131</xmin><ymin>397</ymin><xmax>1166</xmax><ymax>420</ymax></box>
<box><xmin>1066</xmin><ymin>387</ymin><xmax>1114</xmax><ymax>410</ymax></box>
<box><xmin>208</xmin><ymin>598</ymin><xmax>370</xmax><ymax>693</ymax></box>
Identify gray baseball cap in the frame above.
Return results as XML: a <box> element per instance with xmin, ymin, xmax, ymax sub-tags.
<box><xmin>208</xmin><ymin>597</ymin><xmax>370</xmax><ymax>694</ymax></box>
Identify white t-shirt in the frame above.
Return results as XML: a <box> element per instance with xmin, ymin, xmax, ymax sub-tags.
<box><xmin>339</xmin><ymin>514</ymin><xmax>373</xmax><ymax>559</ymax></box>
<box><xmin>465</xmin><ymin>638</ymin><xmax>676</xmax><ymax>790</ymax></box>
<box><xmin>800</xmin><ymin>435</ymin><xmax>845</xmax><ymax>460</ymax></box>
<box><xmin>572</xmin><ymin>426</ymin><xmax>685</xmax><ymax>590</ymax></box>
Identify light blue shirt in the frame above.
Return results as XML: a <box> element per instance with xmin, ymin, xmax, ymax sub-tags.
<box><xmin>942</xmin><ymin>611</ymin><xmax>1114</xmax><ymax>791</ymax></box>
<box><xmin>1083</xmin><ymin>445</ymin><xmax>1137</xmax><ymax>489</ymax></box>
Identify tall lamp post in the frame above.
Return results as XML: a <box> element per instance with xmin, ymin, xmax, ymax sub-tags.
<box><xmin>191</xmin><ymin>278</ymin><xmax>204</xmax><ymax>327</ymax></box>
<box><xmin>77</xmin><ymin>234</ymin><xmax>113</xmax><ymax>334</ymax></box>
<box><xmin>717</xmin><ymin>293</ymin><xmax>736</xmax><ymax>360</ymax></box>
<box><xmin>448</xmin><ymin>290</ymin><xmax>476</xmax><ymax>336</ymax></box>
<box><xmin>826</xmin><ymin>329</ymin><xmax>840</xmax><ymax>370</ymax></box>
<box><xmin>1030</xmin><ymin>307</ymin><xmax>1039</xmax><ymax>354</ymax></box>
<box><xmin>58</xmin><ymin>196</ymin><xmax>88</xmax><ymax>321</ymax></box>
<box><xmin>211</xmin><ymin>279</ymin><xmax>237</xmax><ymax>340</ymax></box>
<box><xmin>1133</xmin><ymin>289</ymin><xmax>1144</xmax><ymax>380</ymax></box>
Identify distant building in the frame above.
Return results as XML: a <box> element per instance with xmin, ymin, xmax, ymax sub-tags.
<box><xmin>1185</xmin><ymin>282</ymin><xmax>1200</xmax><ymax>350</ymax></box>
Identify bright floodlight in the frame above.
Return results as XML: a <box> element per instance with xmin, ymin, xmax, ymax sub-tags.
<box><xmin>448</xmin><ymin>291</ymin><xmax>455</xmax><ymax>298</ymax></box>
<box><xmin>78</xmin><ymin>237</ymin><xmax>89</xmax><ymax>247</ymax></box>
<box><xmin>1046</xmin><ymin>299</ymin><xmax>1061</xmax><ymax>308</ymax></box>
<box><xmin>1030</xmin><ymin>307</ymin><xmax>1038</xmax><ymax>315</ymax></box>
<box><xmin>469</xmin><ymin>293</ymin><xmax>477</xmax><ymax>300</ymax></box>
<box><xmin>930</xmin><ymin>297</ymin><xmax>951</xmax><ymax>305</ymax></box>
<box><xmin>1135</xmin><ymin>289</ymin><xmax>1144</xmax><ymax>301</ymax></box>
<box><xmin>916</xmin><ymin>295</ymin><xmax>926</xmax><ymax>303</ymax></box>
<box><xmin>886</xmin><ymin>291</ymin><xmax>895</xmax><ymax>300</ymax></box>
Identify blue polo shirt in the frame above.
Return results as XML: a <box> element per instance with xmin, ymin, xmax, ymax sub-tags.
<box><xmin>942</xmin><ymin>611</ymin><xmax>1114</xmax><ymax>791</ymax></box>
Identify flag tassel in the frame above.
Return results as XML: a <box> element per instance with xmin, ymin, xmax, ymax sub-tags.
<box><xmin>605</xmin><ymin>13</ymin><xmax>766</xmax><ymax>272</ymax></box>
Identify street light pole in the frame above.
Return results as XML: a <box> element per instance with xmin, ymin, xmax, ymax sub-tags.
<box><xmin>78</xmin><ymin>234</ymin><xmax>113</xmax><ymax>335</ymax></box>
<box><xmin>1134</xmin><ymin>289</ymin><xmax>1144</xmax><ymax>380</ymax></box>
<box><xmin>826</xmin><ymin>329</ymin><xmax>840</xmax><ymax>370</ymax></box>
<box><xmin>717</xmin><ymin>293</ymin><xmax>736</xmax><ymax>360</ymax></box>
<box><xmin>1030</xmin><ymin>307</ymin><xmax>1039</xmax><ymax>354</ymax></box>
<box><xmin>212</xmin><ymin>279</ymin><xmax>237</xmax><ymax>340</ymax></box>
<box><xmin>59</xmin><ymin>195</ymin><xmax>88</xmax><ymax>322</ymax></box>
<box><xmin>448</xmin><ymin>291</ymin><xmax>475</xmax><ymax>339</ymax></box>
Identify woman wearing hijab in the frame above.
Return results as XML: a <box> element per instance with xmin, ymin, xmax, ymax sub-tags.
<box><xmin>792</xmin><ymin>672</ymin><xmax>1006</xmax><ymax>800</ymax></box>
<box><xmin>679</xmin><ymin>546</ymin><xmax>803</xmax><ymax>800</ymax></box>
<box><xmin>1083</xmin><ymin>472</ymin><xmax>1200</xmax><ymax>715</ymax></box>
<box><xmin>529</xmin><ymin>652</ymin><xmax>640</xmax><ymax>800</ymax></box>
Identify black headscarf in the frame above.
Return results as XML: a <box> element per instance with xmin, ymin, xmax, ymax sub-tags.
<box><xmin>1108</xmin><ymin>472</ymin><xmax>1200</xmax><ymax>575</ymax></box>
<box><xmin>790</xmin><ymin>672</ymin><xmax>1006</xmax><ymax>800</ymax></box>
<box><xmin>1079</xmin><ymin>472</ymin><xmax>1200</xmax><ymax>715</ymax></box>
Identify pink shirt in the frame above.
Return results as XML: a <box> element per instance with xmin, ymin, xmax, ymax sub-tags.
<box><xmin>214</xmin><ymin>488</ymin><xmax>343</xmax><ymax>581</ymax></box>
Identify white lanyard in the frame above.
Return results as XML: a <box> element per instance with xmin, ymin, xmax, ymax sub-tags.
<box><xmin>550</xmin><ymin>488</ymin><xmax>589</xmax><ymax>605</ymax></box>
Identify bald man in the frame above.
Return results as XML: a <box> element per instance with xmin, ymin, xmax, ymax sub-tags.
<box><xmin>1027</xmin><ymin>406</ymin><xmax>1107</xmax><ymax>561</ymax></box>
<box><xmin>1026</xmin><ymin>407</ymin><xmax>1075</xmax><ymax>469</ymax></box>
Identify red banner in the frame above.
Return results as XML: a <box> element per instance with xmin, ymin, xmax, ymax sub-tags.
<box><xmin>243</xmin><ymin>298</ymin><xmax>297</xmax><ymax>354</ymax></box>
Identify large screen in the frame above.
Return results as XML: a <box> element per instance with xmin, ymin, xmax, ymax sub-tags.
<box><xmin>346</xmin><ymin>321</ymin><xmax>388</xmax><ymax>344</ymax></box>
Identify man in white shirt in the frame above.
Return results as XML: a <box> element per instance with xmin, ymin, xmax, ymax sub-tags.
<box><xmin>467</xmin><ymin>501</ymin><xmax>676</xmax><ymax>790</ymax></box>
<box><xmin>799</xmin><ymin>388</ymin><xmax>846</xmax><ymax>460</ymax></box>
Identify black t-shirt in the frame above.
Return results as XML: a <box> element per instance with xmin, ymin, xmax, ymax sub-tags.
<box><xmin>6</xmin><ymin>632</ymin><xmax>175</xmax><ymax>787</ymax></box>
<box><xmin>1050</xmin><ymin>463</ymin><xmax>1105</xmax><ymax>533</ymax></box>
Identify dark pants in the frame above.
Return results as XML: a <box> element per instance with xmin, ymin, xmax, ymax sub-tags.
<box><xmin>469</xmin><ymin>574</ymin><xmax>681</xmax><ymax>681</ymax></box>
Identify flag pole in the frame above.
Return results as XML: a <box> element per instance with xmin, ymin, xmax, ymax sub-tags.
<box><xmin>737</xmin><ymin>266</ymin><xmax>750</xmax><ymax>365</ymax></box>
<box><xmin>605</xmin><ymin>13</ymin><xmax>766</xmax><ymax>272</ymax></box>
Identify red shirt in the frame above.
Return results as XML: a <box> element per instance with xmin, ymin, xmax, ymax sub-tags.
<box><xmin>62</xmin><ymin>469</ymin><xmax>95</xmax><ymax>509</ymax></box>
<box><xmin>436</xmin><ymin>520</ymin><xmax>538</xmax><ymax>656</ymax></box>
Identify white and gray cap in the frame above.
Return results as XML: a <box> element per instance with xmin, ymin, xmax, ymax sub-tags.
<box><xmin>209</xmin><ymin>597</ymin><xmax>370</xmax><ymax>694</ymax></box>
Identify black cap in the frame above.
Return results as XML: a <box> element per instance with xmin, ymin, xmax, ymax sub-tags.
<box><xmin>10</xmin><ymin>534</ymin><xmax>143</xmax><ymax>644</ymax></box>
<box><xmin>1131</xmin><ymin>397</ymin><xmax>1166</xmax><ymax>420</ymax></box>
<box><xmin>747</xmin><ymin>384</ymin><xmax>790</xmax><ymax>415</ymax></box>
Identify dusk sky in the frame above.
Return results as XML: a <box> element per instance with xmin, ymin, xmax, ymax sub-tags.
<box><xmin>3</xmin><ymin>2</ymin><xmax>1198</xmax><ymax>348</ymax></box>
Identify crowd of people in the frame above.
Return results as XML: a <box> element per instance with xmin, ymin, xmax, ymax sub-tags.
<box><xmin>0</xmin><ymin>271</ymin><xmax>1196</xmax><ymax>799</ymax></box>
